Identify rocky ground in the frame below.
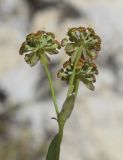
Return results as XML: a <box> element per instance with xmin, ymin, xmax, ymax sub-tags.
<box><xmin>0</xmin><ymin>0</ymin><xmax>123</xmax><ymax>160</ymax></box>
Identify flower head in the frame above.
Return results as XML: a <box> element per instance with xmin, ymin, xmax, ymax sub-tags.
<box><xmin>57</xmin><ymin>58</ymin><xmax>98</xmax><ymax>90</ymax></box>
<box><xmin>20</xmin><ymin>31</ymin><xmax>61</xmax><ymax>67</ymax></box>
<box><xmin>61</xmin><ymin>27</ymin><xmax>101</xmax><ymax>61</ymax></box>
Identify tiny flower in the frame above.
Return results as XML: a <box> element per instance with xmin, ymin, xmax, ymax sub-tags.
<box><xmin>19</xmin><ymin>31</ymin><xmax>61</xmax><ymax>67</ymax></box>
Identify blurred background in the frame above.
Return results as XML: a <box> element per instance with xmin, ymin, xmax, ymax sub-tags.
<box><xmin>0</xmin><ymin>0</ymin><xmax>123</xmax><ymax>160</ymax></box>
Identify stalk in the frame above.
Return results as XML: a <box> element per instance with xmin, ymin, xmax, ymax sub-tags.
<box><xmin>67</xmin><ymin>45</ymin><xmax>83</xmax><ymax>97</ymax></box>
<box><xmin>41</xmin><ymin>55</ymin><xmax>59</xmax><ymax>116</ymax></box>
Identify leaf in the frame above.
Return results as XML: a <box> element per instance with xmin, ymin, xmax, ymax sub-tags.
<box><xmin>58</xmin><ymin>94</ymin><xmax>75</xmax><ymax>124</ymax></box>
<box><xmin>46</xmin><ymin>131</ymin><xmax>63</xmax><ymax>160</ymax></box>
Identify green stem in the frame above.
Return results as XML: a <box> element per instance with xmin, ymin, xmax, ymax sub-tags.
<box><xmin>58</xmin><ymin>123</ymin><xmax>64</xmax><ymax>146</ymax></box>
<box><xmin>74</xmin><ymin>79</ymin><xmax>80</xmax><ymax>98</ymax></box>
<box><xmin>40</xmin><ymin>55</ymin><xmax>59</xmax><ymax>116</ymax></box>
<box><xmin>67</xmin><ymin>45</ymin><xmax>83</xmax><ymax>97</ymax></box>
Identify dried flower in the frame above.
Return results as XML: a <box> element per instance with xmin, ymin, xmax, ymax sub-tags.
<box><xmin>20</xmin><ymin>31</ymin><xmax>61</xmax><ymax>66</ymax></box>
<box><xmin>62</xmin><ymin>27</ymin><xmax>101</xmax><ymax>62</ymax></box>
<box><xmin>57</xmin><ymin>58</ymin><xmax>98</xmax><ymax>90</ymax></box>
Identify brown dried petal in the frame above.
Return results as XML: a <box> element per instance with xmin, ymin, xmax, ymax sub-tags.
<box><xmin>61</xmin><ymin>38</ymin><xmax>68</xmax><ymax>47</ymax></box>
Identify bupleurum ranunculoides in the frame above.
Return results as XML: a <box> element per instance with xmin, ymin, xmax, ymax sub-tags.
<box><xmin>20</xmin><ymin>26</ymin><xmax>101</xmax><ymax>160</ymax></box>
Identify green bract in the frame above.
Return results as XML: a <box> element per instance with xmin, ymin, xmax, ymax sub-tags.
<box><xmin>20</xmin><ymin>31</ymin><xmax>61</xmax><ymax>66</ymax></box>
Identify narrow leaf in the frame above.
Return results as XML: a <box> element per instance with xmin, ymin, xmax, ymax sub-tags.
<box><xmin>58</xmin><ymin>94</ymin><xmax>75</xmax><ymax>124</ymax></box>
<box><xmin>46</xmin><ymin>133</ymin><xmax>61</xmax><ymax>160</ymax></box>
